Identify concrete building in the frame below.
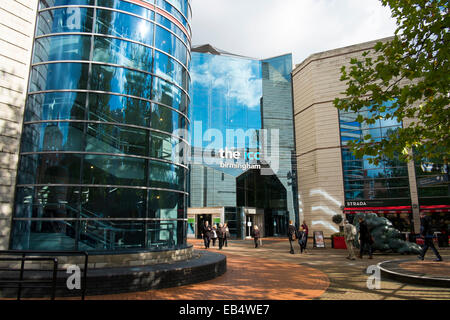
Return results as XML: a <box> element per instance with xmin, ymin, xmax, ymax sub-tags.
<box><xmin>292</xmin><ymin>38</ymin><xmax>449</xmax><ymax>237</ymax></box>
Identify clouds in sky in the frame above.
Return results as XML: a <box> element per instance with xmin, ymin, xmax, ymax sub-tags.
<box><xmin>190</xmin><ymin>0</ymin><xmax>397</xmax><ymax>65</ymax></box>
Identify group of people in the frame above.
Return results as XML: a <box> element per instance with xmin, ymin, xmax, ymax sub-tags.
<box><xmin>343</xmin><ymin>217</ymin><xmax>373</xmax><ymax>260</ymax></box>
<box><xmin>200</xmin><ymin>221</ymin><xmax>230</xmax><ymax>250</ymax></box>
<box><xmin>343</xmin><ymin>213</ymin><xmax>443</xmax><ymax>261</ymax></box>
<box><xmin>288</xmin><ymin>220</ymin><xmax>309</xmax><ymax>254</ymax></box>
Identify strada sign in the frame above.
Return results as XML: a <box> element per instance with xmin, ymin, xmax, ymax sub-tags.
<box><xmin>345</xmin><ymin>201</ymin><xmax>367</xmax><ymax>207</ymax></box>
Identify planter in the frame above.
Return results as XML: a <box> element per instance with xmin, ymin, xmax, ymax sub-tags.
<box><xmin>332</xmin><ymin>236</ymin><xmax>347</xmax><ymax>249</ymax></box>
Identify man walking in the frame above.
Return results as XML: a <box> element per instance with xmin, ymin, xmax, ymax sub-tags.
<box><xmin>251</xmin><ymin>225</ymin><xmax>261</xmax><ymax>248</ymax></box>
<box><xmin>344</xmin><ymin>219</ymin><xmax>357</xmax><ymax>260</ymax></box>
<box><xmin>418</xmin><ymin>213</ymin><xmax>443</xmax><ymax>261</ymax></box>
<box><xmin>201</xmin><ymin>220</ymin><xmax>212</xmax><ymax>249</ymax></box>
<box><xmin>217</xmin><ymin>223</ymin><xmax>225</xmax><ymax>250</ymax></box>
<box><xmin>358</xmin><ymin>216</ymin><xmax>373</xmax><ymax>259</ymax></box>
<box><xmin>288</xmin><ymin>220</ymin><xmax>296</xmax><ymax>254</ymax></box>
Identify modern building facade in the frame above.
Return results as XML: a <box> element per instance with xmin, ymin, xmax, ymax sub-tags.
<box><xmin>187</xmin><ymin>45</ymin><xmax>299</xmax><ymax>239</ymax></box>
<box><xmin>3</xmin><ymin>0</ymin><xmax>192</xmax><ymax>252</ymax></box>
<box><xmin>292</xmin><ymin>38</ymin><xmax>450</xmax><ymax>237</ymax></box>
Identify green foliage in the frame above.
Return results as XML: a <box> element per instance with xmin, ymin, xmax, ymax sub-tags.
<box><xmin>332</xmin><ymin>214</ymin><xmax>343</xmax><ymax>225</ymax></box>
<box><xmin>334</xmin><ymin>0</ymin><xmax>450</xmax><ymax>165</ymax></box>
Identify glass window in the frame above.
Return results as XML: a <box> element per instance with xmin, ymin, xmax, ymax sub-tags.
<box><xmin>20</xmin><ymin>122</ymin><xmax>85</xmax><ymax>153</ymax></box>
<box><xmin>152</xmin><ymin>77</ymin><xmax>187</xmax><ymax>113</ymax></box>
<box><xmin>155</xmin><ymin>0</ymin><xmax>188</xmax><ymax>31</ymax></box>
<box><xmin>92</xmin><ymin>36</ymin><xmax>153</xmax><ymax>72</ymax></box>
<box><xmin>36</xmin><ymin>7</ymin><xmax>94</xmax><ymax>36</ymax></box>
<box><xmin>88</xmin><ymin>93</ymin><xmax>151</xmax><ymax>128</ymax></box>
<box><xmin>29</xmin><ymin>63</ymin><xmax>90</xmax><ymax>92</ymax></box>
<box><xmin>33</xmin><ymin>35</ymin><xmax>91</xmax><ymax>64</ymax></box>
<box><xmin>81</xmin><ymin>187</ymin><xmax>146</xmax><ymax>218</ymax></box>
<box><xmin>150</xmin><ymin>131</ymin><xmax>187</xmax><ymax>164</ymax></box>
<box><xmin>150</xmin><ymin>103</ymin><xmax>186</xmax><ymax>135</ymax></box>
<box><xmin>95</xmin><ymin>9</ymin><xmax>154</xmax><ymax>46</ymax></box>
<box><xmin>155</xmin><ymin>13</ymin><xmax>188</xmax><ymax>45</ymax></box>
<box><xmin>154</xmin><ymin>50</ymin><xmax>188</xmax><ymax>91</ymax></box>
<box><xmin>155</xmin><ymin>25</ymin><xmax>187</xmax><ymax>65</ymax></box>
<box><xmin>10</xmin><ymin>220</ymin><xmax>77</xmax><ymax>250</ymax></box>
<box><xmin>25</xmin><ymin>92</ymin><xmax>86</xmax><ymax>122</ymax></box>
<box><xmin>85</xmin><ymin>123</ymin><xmax>149</xmax><ymax>156</ymax></box>
<box><xmin>90</xmin><ymin>64</ymin><xmax>153</xmax><ymax>100</ymax></box>
<box><xmin>148</xmin><ymin>190</ymin><xmax>185</xmax><ymax>219</ymax></box>
<box><xmin>148</xmin><ymin>160</ymin><xmax>186</xmax><ymax>191</ymax></box>
<box><xmin>97</xmin><ymin>0</ymin><xmax>155</xmax><ymax>21</ymax></box>
<box><xmin>82</xmin><ymin>154</ymin><xmax>147</xmax><ymax>187</ymax></box>
<box><xmin>17</xmin><ymin>153</ymin><xmax>81</xmax><ymax>185</ymax></box>
<box><xmin>39</xmin><ymin>0</ymin><xmax>94</xmax><ymax>9</ymax></box>
<box><xmin>13</xmin><ymin>186</ymin><xmax>80</xmax><ymax>219</ymax></box>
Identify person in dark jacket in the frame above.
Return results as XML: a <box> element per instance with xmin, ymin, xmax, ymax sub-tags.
<box><xmin>301</xmin><ymin>220</ymin><xmax>309</xmax><ymax>253</ymax></box>
<box><xmin>201</xmin><ymin>221</ymin><xmax>212</xmax><ymax>249</ymax></box>
<box><xmin>296</xmin><ymin>227</ymin><xmax>307</xmax><ymax>254</ymax></box>
<box><xmin>217</xmin><ymin>223</ymin><xmax>225</xmax><ymax>250</ymax></box>
<box><xmin>418</xmin><ymin>213</ymin><xmax>443</xmax><ymax>261</ymax></box>
<box><xmin>288</xmin><ymin>221</ymin><xmax>296</xmax><ymax>254</ymax></box>
<box><xmin>251</xmin><ymin>225</ymin><xmax>261</xmax><ymax>248</ymax></box>
<box><xmin>358</xmin><ymin>217</ymin><xmax>373</xmax><ymax>259</ymax></box>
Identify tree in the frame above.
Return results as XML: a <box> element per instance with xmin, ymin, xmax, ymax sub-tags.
<box><xmin>334</xmin><ymin>0</ymin><xmax>449</xmax><ymax>165</ymax></box>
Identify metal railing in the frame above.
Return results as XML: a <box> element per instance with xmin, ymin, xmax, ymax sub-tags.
<box><xmin>0</xmin><ymin>250</ymin><xmax>88</xmax><ymax>300</ymax></box>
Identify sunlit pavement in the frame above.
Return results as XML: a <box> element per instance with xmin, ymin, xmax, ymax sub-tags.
<box><xmin>87</xmin><ymin>238</ymin><xmax>450</xmax><ymax>300</ymax></box>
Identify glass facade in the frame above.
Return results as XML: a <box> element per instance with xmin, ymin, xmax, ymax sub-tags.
<box><xmin>339</xmin><ymin>102</ymin><xmax>414</xmax><ymax>231</ymax></box>
<box><xmin>189</xmin><ymin>49</ymin><xmax>298</xmax><ymax>237</ymax></box>
<box><xmin>11</xmin><ymin>0</ymin><xmax>192</xmax><ymax>252</ymax></box>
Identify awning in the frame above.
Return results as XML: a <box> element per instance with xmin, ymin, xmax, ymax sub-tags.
<box><xmin>420</xmin><ymin>205</ymin><xmax>450</xmax><ymax>213</ymax></box>
<box><xmin>344</xmin><ymin>206</ymin><xmax>411</xmax><ymax>214</ymax></box>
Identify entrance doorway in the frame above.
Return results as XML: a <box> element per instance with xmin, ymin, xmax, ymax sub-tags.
<box><xmin>197</xmin><ymin>214</ymin><xmax>212</xmax><ymax>239</ymax></box>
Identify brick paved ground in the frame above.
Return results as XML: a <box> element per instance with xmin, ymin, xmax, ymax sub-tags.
<box><xmin>398</xmin><ymin>261</ymin><xmax>450</xmax><ymax>277</ymax></box>
<box><xmin>84</xmin><ymin>238</ymin><xmax>450</xmax><ymax>300</ymax></box>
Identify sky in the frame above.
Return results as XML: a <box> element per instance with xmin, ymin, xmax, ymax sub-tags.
<box><xmin>190</xmin><ymin>0</ymin><xmax>398</xmax><ymax>65</ymax></box>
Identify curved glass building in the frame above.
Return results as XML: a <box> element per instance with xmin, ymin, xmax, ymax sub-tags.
<box><xmin>10</xmin><ymin>0</ymin><xmax>192</xmax><ymax>252</ymax></box>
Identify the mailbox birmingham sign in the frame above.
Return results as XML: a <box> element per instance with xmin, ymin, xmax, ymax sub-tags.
<box><xmin>190</xmin><ymin>122</ymin><xmax>280</xmax><ymax>175</ymax></box>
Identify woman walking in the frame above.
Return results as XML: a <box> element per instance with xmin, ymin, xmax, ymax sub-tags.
<box><xmin>297</xmin><ymin>227</ymin><xmax>307</xmax><ymax>254</ymax></box>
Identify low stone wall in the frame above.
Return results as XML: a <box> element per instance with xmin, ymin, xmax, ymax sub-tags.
<box><xmin>0</xmin><ymin>246</ymin><xmax>194</xmax><ymax>271</ymax></box>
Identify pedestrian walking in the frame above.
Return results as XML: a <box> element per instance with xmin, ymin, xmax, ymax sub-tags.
<box><xmin>251</xmin><ymin>225</ymin><xmax>261</xmax><ymax>248</ymax></box>
<box><xmin>358</xmin><ymin>216</ymin><xmax>373</xmax><ymax>259</ymax></box>
<box><xmin>201</xmin><ymin>221</ymin><xmax>212</xmax><ymax>249</ymax></box>
<box><xmin>211</xmin><ymin>224</ymin><xmax>218</xmax><ymax>247</ymax></box>
<box><xmin>224</xmin><ymin>222</ymin><xmax>230</xmax><ymax>247</ymax></box>
<box><xmin>288</xmin><ymin>220</ymin><xmax>296</xmax><ymax>254</ymax></box>
<box><xmin>301</xmin><ymin>220</ymin><xmax>309</xmax><ymax>253</ymax></box>
<box><xmin>418</xmin><ymin>213</ymin><xmax>443</xmax><ymax>261</ymax></box>
<box><xmin>344</xmin><ymin>219</ymin><xmax>357</xmax><ymax>260</ymax></box>
<box><xmin>217</xmin><ymin>223</ymin><xmax>225</xmax><ymax>250</ymax></box>
<box><xmin>296</xmin><ymin>227</ymin><xmax>307</xmax><ymax>254</ymax></box>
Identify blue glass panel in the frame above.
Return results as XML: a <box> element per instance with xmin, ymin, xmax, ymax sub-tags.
<box><xmin>29</xmin><ymin>63</ymin><xmax>90</xmax><ymax>92</ymax></box>
<box><xmin>21</xmin><ymin>122</ymin><xmax>85</xmax><ymax>153</ymax></box>
<box><xmin>155</xmin><ymin>0</ymin><xmax>188</xmax><ymax>30</ymax></box>
<box><xmin>152</xmin><ymin>77</ymin><xmax>187</xmax><ymax>113</ymax></box>
<box><xmin>39</xmin><ymin>0</ymin><xmax>93</xmax><ymax>8</ymax></box>
<box><xmin>97</xmin><ymin>0</ymin><xmax>155</xmax><ymax>21</ymax></box>
<box><xmin>36</xmin><ymin>8</ymin><xmax>94</xmax><ymax>36</ymax></box>
<box><xmin>85</xmin><ymin>123</ymin><xmax>149</xmax><ymax>156</ymax></box>
<box><xmin>154</xmin><ymin>50</ymin><xmax>187</xmax><ymax>91</ymax></box>
<box><xmin>81</xmin><ymin>187</ymin><xmax>146</xmax><ymax>218</ymax></box>
<box><xmin>150</xmin><ymin>104</ymin><xmax>187</xmax><ymax>135</ymax></box>
<box><xmin>88</xmin><ymin>93</ymin><xmax>151</xmax><ymax>127</ymax></box>
<box><xmin>155</xmin><ymin>13</ymin><xmax>188</xmax><ymax>44</ymax></box>
<box><xmin>33</xmin><ymin>35</ymin><xmax>91</xmax><ymax>64</ymax></box>
<box><xmin>83</xmin><ymin>154</ymin><xmax>146</xmax><ymax>187</ymax></box>
<box><xmin>18</xmin><ymin>153</ymin><xmax>81</xmax><ymax>185</ymax></box>
<box><xmin>92</xmin><ymin>36</ymin><xmax>153</xmax><ymax>72</ymax></box>
<box><xmin>25</xmin><ymin>92</ymin><xmax>86</xmax><ymax>122</ymax></box>
<box><xmin>150</xmin><ymin>131</ymin><xmax>187</xmax><ymax>164</ymax></box>
<box><xmin>155</xmin><ymin>25</ymin><xmax>187</xmax><ymax>65</ymax></box>
<box><xmin>90</xmin><ymin>64</ymin><xmax>153</xmax><ymax>100</ymax></box>
<box><xmin>149</xmin><ymin>160</ymin><xmax>186</xmax><ymax>191</ymax></box>
<box><xmin>95</xmin><ymin>9</ymin><xmax>154</xmax><ymax>46</ymax></box>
